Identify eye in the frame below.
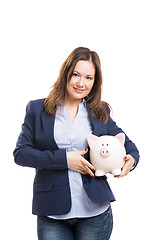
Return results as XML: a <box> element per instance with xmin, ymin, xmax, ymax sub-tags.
<box><xmin>73</xmin><ymin>73</ymin><xmax>79</xmax><ymax>77</ymax></box>
<box><xmin>86</xmin><ymin>76</ymin><xmax>93</xmax><ymax>80</ymax></box>
<box><xmin>106</xmin><ymin>144</ymin><xmax>108</xmax><ymax>146</ymax></box>
<box><xmin>102</xmin><ymin>144</ymin><xmax>104</xmax><ymax>146</ymax></box>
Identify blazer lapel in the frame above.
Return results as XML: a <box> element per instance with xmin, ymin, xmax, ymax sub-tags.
<box><xmin>41</xmin><ymin>111</ymin><xmax>59</xmax><ymax>149</ymax></box>
<box><xmin>88</xmin><ymin>111</ymin><xmax>102</xmax><ymax>136</ymax></box>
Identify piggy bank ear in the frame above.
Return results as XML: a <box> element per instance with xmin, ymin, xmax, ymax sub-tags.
<box><xmin>115</xmin><ymin>133</ymin><xmax>125</xmax><ymax>146</ymax></box>
<box><xmin>88</xmin><ymin>134</ymin><xmax>98</xmax><ymax>148</ymax></box>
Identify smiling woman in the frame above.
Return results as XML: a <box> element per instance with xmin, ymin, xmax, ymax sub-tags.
<box><xmin>14</xmin><ymin>47</ymin><xmax>139</xmax><ymax>240</ymax></box>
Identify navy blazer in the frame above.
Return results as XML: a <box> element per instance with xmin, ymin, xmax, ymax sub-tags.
<box><xmin>13</xmin><ymin>99</ymin><xmax>139</xmax><ymax>216</ymax></box>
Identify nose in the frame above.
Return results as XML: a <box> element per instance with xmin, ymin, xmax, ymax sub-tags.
<box><xmin>100</xmin><ymin>147</ymin><xmax>110</xmax><ymax>158</ymax></box>
<box><xmin>77</xmin><ymin>76</ymin><xmax>85</xmax><ymax>87</ymax></box>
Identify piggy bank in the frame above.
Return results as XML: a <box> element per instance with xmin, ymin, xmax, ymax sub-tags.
<box><xmin>88</xmin><ymin>133</ymin><xmax>126</xmax><ymax>176</ymax></box>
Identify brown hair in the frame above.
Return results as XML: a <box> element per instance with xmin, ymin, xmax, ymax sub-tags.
<box><xmin>44</xmin><ymin>47</ymin><xmax>111</xmax><ymax>123</ymax></box>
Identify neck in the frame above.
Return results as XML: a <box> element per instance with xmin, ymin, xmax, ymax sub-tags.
<box><xmin>63</xmin><ymin>98</ymin><xmax>83</xmax><ymax>123</ymax></box>
<box><xmin>64</xmin><ymin>97</ymin><xmax>82</xmax><ymax>108</ymax></box>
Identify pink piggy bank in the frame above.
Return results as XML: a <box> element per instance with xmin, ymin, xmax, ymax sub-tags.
<box><xmin>88</xmin><ymin>133</ymin><xmax>126</xmax><ymax>176</ymax></box>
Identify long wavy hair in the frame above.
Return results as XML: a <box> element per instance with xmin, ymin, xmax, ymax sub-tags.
<box><xmin>44</xmin><ymin>47</ymin><xmax>111</xmax><ymax>123</ymax></box>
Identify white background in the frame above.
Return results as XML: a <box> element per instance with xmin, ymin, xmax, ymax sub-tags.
<box><xmin>1</xmin><ymin>0</ymin><xmax>160</xmax><ymax>239</ymax></box>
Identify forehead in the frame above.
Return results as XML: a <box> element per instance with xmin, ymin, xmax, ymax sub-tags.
<box><xmin>74</xmin><ymin>60</ymin><xmax>95</xmax><ymax>76</ymax></box>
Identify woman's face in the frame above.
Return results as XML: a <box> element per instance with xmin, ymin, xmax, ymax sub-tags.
<box><xmin>66</xmin><ymin>60</ymin><xmax>95</xmax><ymax>103</ymax></box>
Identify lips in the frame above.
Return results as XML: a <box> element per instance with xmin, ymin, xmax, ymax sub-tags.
<box><xmin>73</xmin><ymin>87</ymin><xmax>85</xmax><ymax>94</ymax></box>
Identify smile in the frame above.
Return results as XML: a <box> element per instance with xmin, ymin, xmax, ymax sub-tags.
<box><xmin>73</xmin><ymin>87</ymin><xmax>85</xmax><ymax>93</ymax></box>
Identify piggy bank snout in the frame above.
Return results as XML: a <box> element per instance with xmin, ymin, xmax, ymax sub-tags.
<box><xmin>100</xmin><ymin>147</ymin><xmax>110</xmax><ymax>158</ymax></box>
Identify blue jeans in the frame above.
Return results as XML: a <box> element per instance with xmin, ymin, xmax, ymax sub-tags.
<box><xmin>37</xmin><ymin>206</ymin><xmax>113</xmax><ymax>240</ymax></box>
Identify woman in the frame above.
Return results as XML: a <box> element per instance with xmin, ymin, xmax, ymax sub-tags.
<box><xmin>13</xmin><ymin>47</ymin><xmax>139</xmax><ymax>240</ymax></box>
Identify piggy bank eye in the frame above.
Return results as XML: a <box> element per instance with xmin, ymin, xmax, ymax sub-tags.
<box><xmin>102</xmin><ymin>144</ymin><xmax>104</xmax><ymax>146</ymax></box>
<box><xmin>107</xmin><ymin>144</ymin><xmax>108</xmax><ymax>146</ymax></box>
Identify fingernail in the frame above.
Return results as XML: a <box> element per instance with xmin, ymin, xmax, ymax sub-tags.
<box><xmin>124</xmin><ymin>156</ymin><xmax>127</xmax><ymax>160</ymax></box>
<box><xmin>92</xmin><ymin>175</ymin><xmax>95</xmax><ymax>178</ymax></box>
<box><xmin>85</xmin><ymin>148</ymin><xmax>88</xmax><ymax>151</ymax></box>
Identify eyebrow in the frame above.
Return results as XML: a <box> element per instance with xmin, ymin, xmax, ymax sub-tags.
<box><xmin>73</xmin><ymin>71</ymin><xmax>94</xmax><ymax>77</ymax></box>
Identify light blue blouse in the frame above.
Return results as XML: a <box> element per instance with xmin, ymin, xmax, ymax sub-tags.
<box><xmin>49</xmin><ymin>101</ymin><xmax>110</xmax><ymax>219</ymax></box>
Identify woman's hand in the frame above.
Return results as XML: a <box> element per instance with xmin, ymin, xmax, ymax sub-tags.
<box><xmin>67</xmin><ymin>149</ymin><xmax>95</xmax><ymax>178</ymax></box>
<box><xmin>115</xmin><ymin>154</ymin><xmax>136</xmax><ymax>178</ymax></box>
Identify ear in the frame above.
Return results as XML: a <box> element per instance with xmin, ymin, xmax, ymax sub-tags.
<box><xmin>88</xmin><ymin>134</ymin><xmax>98</xmax><ymax>148</ymax></box>
<box><xmin>115</xmin><ymin>133</ymin><xmax>125</xmax><ymax>146</ymax></box>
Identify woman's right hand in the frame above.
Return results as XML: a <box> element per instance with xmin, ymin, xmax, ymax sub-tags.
<box><xmin>67</xmin><ymin>149</ymin><xmax>95</xmax><ymax>178</ymax></box>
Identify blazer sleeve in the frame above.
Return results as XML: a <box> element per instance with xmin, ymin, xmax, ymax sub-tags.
<box><xmin>108</xmin><ymin>117</ymin><xmax>140</xmax><ymax>169</ymax></box>
<box><xmin>13</xmin><ymin>101</ymin><xmax>68</xmax><ymax>170</ymax></box>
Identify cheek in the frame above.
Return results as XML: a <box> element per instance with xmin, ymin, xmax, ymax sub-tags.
<box><xmin>67</xmin><ymin>78</ymin><xmax>75</xmax><ymax>90</ymax></box>
<box><xmin>68</xmin><ymin>77</ymin><xmax>78</xmax><ymax>86</ymax></box>
<box><xmin>86</xmin><ymin>81</ymin><xmax>94</xmax><ymax>91</ymax></box>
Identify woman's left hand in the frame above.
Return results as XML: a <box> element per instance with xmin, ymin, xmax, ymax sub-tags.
<box><xmin>115</xmin><ymin>154</ymin><xmax>136</xmax><ymax>178</ymax></box>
